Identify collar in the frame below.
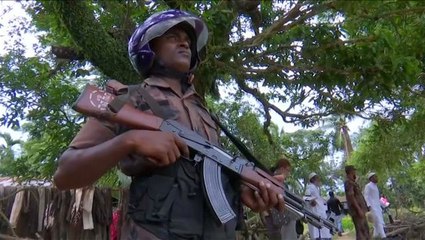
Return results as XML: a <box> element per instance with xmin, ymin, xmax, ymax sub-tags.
<box><xmin>144</xmin><ymin>76</ymin><xmax>199</xmax><ymax>99</ymax></box>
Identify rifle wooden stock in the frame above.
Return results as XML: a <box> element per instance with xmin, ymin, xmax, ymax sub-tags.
<box><xmin>72</xmin><ymin>84</ymin><xmax>338</xmax><ymax>232</ymax></box>
<box><xmin>73</xmin><ymin>84</ymin><xmax>162</xmax><ymax>130</ymax></box>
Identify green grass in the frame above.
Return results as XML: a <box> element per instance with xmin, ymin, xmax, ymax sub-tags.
<box><xmin>342</xmin><ymin>216</ymin><xmax>354</xmax><ymax>232</ymax></box>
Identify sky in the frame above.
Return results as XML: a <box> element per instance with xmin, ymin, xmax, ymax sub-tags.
<box><xmin>0</xmin><ymin>1</ymin><xmax>370</xmax><ymax>152</ymax></box>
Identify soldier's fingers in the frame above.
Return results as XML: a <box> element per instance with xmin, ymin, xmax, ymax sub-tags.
<box><xmin>277</xmin><ymin>194</ymin><xmax>285</xmax><ymax>212</ymax></box>
<box><xmin>267</xmin><ymin>188</ymin><xmax>279</xmax><ymax>208</ymax></box>
<box><xmin>172</xmin><ymin>144</ymin><xmax>181</xmax><ymax>162</ymax></box>
<box><xmin>157</xmin><ymin>152</ymin><xmax>170</xmax><ymax>166</ymax></box>
<box><xmin>167</xmin><ymin>148</ymin><xmax>177</xmax><ymax>165</ymax></box>
<box><xmin>174</xmin><ymin>135</ymin><xmax>189</xmax><ymax>157</ymax></box>
<box><xmin>254</xmin><ymin>190</ymin><xmax>266</xmax><ymax>211</ymax></box>
<box><xmin>259</xmin><ymin>181</ymin><xmax>269</xmax><ymax>206</ymax></box>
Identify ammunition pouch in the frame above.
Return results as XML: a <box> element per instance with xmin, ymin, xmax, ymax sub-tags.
<box><xmin>128</xmin><ymin>161</ymin><xmax>204</xmax><ymax>239</ymax></box>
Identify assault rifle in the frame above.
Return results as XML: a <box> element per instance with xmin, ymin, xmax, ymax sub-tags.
<box><xmin>72</xmin><ymin>84</ymin><xmax>338</xmax><ymax>233</ymax></box>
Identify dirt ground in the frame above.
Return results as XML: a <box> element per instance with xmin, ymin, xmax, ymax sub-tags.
<box><xmin>334</xmin><ymin>231</ymin><xmax>356</xmax><ymax>240</ymax></box>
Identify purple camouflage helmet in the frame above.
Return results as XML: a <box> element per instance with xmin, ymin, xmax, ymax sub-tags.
<box><xmin>128</xmin><ymin>9</ymin><xmax>209</xmax><ymax>76</ymax></box>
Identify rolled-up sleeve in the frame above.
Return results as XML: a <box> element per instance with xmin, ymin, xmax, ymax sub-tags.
<box><xmin>70</xmin><ymin>117</ymin><xmax>117</xmax><ymax>149</ymax></box>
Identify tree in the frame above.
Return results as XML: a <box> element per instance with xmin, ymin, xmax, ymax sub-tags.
<box><xmin>0</xmin><ymin>132</ymin><xmax>22</xmax><ymax>175</ymax></box>
<box><xmin>4</xmin><ymin>1</ymin><xmax>425</xmax><ymax>126</ymax></box>
<box><xmin>281</xmin><ymin>129</ymin><xmax>334</xmax><ymax>193</ymax></box>
<box><xmin>350</xmin><ymin>105</ymin><xmax>425</xmax><ymax>210</ymax></box>
<box><xmin>320</xmin><ymin>115</ymin><xmax>355</xmax><ymax>163</ymax></box>
<box><xmin>2</xmin><ymin>1</ymin><xmax>425</xmax><ymax>181</ymax></box>
<box><xmin>209</xmin><ymin>98</ymin><xmax>334</xmax><ymax>194</ymax></box>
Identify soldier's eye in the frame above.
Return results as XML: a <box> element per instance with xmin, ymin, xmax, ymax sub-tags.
<box><xmin>166</xmin><ymin>35</ymin><xmax>177</xmax><ymax>41</ymax></box>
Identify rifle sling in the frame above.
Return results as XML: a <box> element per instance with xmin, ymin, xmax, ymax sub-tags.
<box><xmin>210</xmin><ymin>114</ymin><xmax>270</xmax><ymax>174</ymax></box>
<box><xmin>130</xmin><ymin>84</ymin><xmax>169</xmax><ymax>119</ymax></box>
<box><xmin>127</xmin><ymin>83</ymin><xmax>269</xmax><ymax>174</ymax></box>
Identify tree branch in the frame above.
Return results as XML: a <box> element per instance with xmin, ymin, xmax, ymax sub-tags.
<box><xmin>234</xmin><ymin>77</ymin><xmax>274</xmax><ymax>143</ymax></box>
<box><xmin>242</xmin><ymin>59</ymin><xmax>354</xmax><ymax>76</ymax></box>
<box><xmin>373</xmin><ymin>6</ymin><xmax>425</xmax><ymax>19</ymax></box>
<box><xmin>48</xmin><ymin>0</ymin><xmax>140</xmax><ymax>84</ymax></box>
<box><xmin>240</xmin><ymin>2</ymin><xmax>333</xmax><ymax>48</ymax></box>
<box><xmin>318</xmin><ymin>35</ymin><xmax>378</xmax><ymax>50</ymax></box>
<box><xmin>234</xmin><ymin>76</ymin><xmax>333</xmax><ymax>128</ymax></box>
<box><xmin>51</xmin><ymin>46</ymin><xmax>84</xmax><ymax>61</ymax></box>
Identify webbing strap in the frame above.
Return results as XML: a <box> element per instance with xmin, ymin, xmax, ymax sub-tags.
<box><xmin>130</xmin><ymin>84</ymin><xmax>169</xmax><ymax>119</ymax></box>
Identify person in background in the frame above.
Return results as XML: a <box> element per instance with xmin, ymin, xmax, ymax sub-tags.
<box><xmin>344</xmin><ymin>165</ymin><xmax>370</xmax><ymax>240</ymax></box>
<box><xmin>304</xmin><ymin>172</ymin><xmax>332</xmax><ymax>240</ymax></box>
<box><xmin>327</xmin><ymin>191</ymin><xmax>344</xmax><ymax>236</ymax></box>
<box><xmin>380</xmin><ymin>194</ymin><xmax>390</xmax><ymax>209</ymax></box>
<box><xmin>380</xmin><ymin>194</ymin><xmax>394</xmax><ymax>224</ymax></box>
<box><xmin>261</xmin><ymin>158</ymin><xmax>301</xmax><ymax>240</ymax></box>
<box><xmin>364</xmin><ymin>172</ymin><xmax>387</xmax><ymax>239</ymax></box>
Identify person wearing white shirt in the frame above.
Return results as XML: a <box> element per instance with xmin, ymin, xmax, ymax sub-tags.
<box><xmin>304</xmin><ymin>173</ymin><xmax>332</xmax><ymax>240</ymax></box>
<box><xmin>363</xmin><ymin>172</ymin><xmax>386</xmax><ymax>239</ymax></box>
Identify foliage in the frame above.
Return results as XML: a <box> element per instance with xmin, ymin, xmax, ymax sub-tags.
<box><xmin>3</xmin><ymin>0</ymin><xmax>425</xmax><ymax>127</ymax></box>
<box><xmin>0</xmin><ymin>132</ymin><xmax>22</xmax><ymax>176</ymax></box>
<box><xmin>350</xmin><ymin>106</ymin><xmax>425</xmax><ymax>209</ymax></box>
<box><xmin>1</xmin><ymin>0</ymin><xmax>425</xmax><ymax>191</ymax></box>
<box><xmin>206</xmin><ymin>96</ymin><xmax>283</xmax><ymax>166</ymax></box>
<box><xmin>208</xmin><ymin>98</ymin><xmax>335</xmax><ymax>194</ymax></box>
<box><xmin>341</xmin><ymin>215</ymin><xmax>354</xmax><ymax>232</ymax></box>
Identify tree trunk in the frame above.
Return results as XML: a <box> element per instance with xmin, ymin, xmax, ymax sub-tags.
<box><xmin>48</xmin><ymin>0</ymin><xmax>140</xmax><ymax>84</ymax></box>
<box><xmin>341</xmin><ymin>124</ymin><xmax>353</xmax><ymax>162</ymax></box>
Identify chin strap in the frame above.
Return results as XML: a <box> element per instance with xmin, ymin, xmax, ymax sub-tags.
<box><xmin>149</xmin><ymin>60</ymin><xmax>193</xmax><ymax>92</ymax></box>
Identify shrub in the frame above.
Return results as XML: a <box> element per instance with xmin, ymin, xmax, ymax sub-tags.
<box><xmin>342</xmin><ymin>216</ymin><xmax>354</xmax><ymax>232</ymax></box>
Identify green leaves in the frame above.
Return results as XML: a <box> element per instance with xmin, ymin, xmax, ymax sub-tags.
<box><xmin>208</xmin><ymin>98</ymin><xmax>333</xmax><ymax>193</ymax></box>
<box><xmin>349</xmin><ymin>107</ymin><xmax>425</xmax><ymax>208</ymax></box>
<box><xmin>1</xmin><ymin>0</ymin><xmax>425</xmax><ymax>192</ymax></box>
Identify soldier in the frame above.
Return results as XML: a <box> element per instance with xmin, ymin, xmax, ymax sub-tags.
<box><xmin>53</xmin><ymin>9</ymin><xmax>284</xmax><ymax>240</ymax></box>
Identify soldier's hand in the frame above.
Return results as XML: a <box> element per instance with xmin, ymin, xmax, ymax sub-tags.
<box><xmin>124</xmin><ymin>130</ymin><xmax>189</xmax><ymax>166</ymax></box>
<box><xmin>241</xmin><ymin>175</ymin><xmax>285</xmax><ymax>213</ymax></box>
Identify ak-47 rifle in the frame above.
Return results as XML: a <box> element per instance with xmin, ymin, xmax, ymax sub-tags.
<box><xmin>72</xmin><ymin>84</ymin><xmax>338</xmax><ymax>233</ymax></box>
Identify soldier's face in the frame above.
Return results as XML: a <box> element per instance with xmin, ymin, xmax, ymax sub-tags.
<box><xmin>151</xmin><ymin>26</ymin><xmax>192</xmax><ymax>73</ymax></box>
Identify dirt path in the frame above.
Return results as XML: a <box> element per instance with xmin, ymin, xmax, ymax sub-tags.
<box><xmin>334</xmin><ymin>232</ymin><xmax>356</xmax><ymax>240</ymax></box>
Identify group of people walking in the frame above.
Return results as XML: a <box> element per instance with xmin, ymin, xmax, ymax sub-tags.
<box><xmin>262</xmin><ymin>163</ymin><xmax>388</xmax><ymax>240</ymax></box>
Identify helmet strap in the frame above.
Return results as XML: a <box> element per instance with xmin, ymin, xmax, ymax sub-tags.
<box><xmin>149</xmin><ymin>59</ymin><xmax>193</xmax><ymax>92</ymax></box>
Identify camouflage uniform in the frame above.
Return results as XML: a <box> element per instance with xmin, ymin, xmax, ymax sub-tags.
<box><xmin>70</xmin><ymin>77</ymin><xmax>240</xmax><ymax>239</ymax></box>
